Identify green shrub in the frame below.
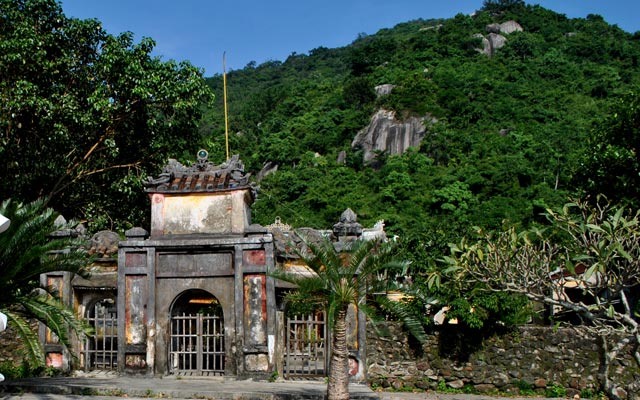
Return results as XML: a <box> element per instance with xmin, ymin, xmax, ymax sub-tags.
<box><xmin>462</xmin><ymin>384</ymin><xmax>477</xmax><ymax>394</ymax></box>
<box><xmin>580</xmin><ymin>388</ymin><xmax>607</xmax><ymax>399</ymax></box>
<box><xmin>545</xmin><ymin>384</ymin><xmax>567</xmax><ymax>398</ymax></box>
<box><xmin>0</xmin><ymin>360</ymin><xmax>32</xmax><ymax>379</ymax></box>
<box><xmin>513</xmin><ymin>380</ymin><xmax>535</xmax><ymax>396</ymax></box>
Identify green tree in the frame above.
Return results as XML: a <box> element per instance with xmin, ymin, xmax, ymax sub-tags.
<box><xmin>481</xmin><ymin>0</ymin><xmax>525</xmax><ymax>13</ymax></box>
<box><xmin>443</xmin><ymin>197</ymin><xmax>640</xmax><ymax>400</ymax></box>
<box><xmin>577</xmin><ymin>90</ymin><xmax>640</xmax><ymax>208</ymax></box>
<box><xmin>273</xmin><ymin>238</ymin><xmax>423</xmax><ymax>400</ymax></box>
<box><xmin>0</xmin><ymin>0</ymin><xmax>214</xmax><ymax>231</ymax></box>
<box><xmin>0</xmin><ymin>199</ymin><xmax>92</xmax><ymax>369</ymax></box>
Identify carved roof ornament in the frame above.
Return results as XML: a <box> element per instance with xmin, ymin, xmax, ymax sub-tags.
<box><xmin>340</xmin><ymin>208</ymin><xmax>357</xmax><ymax>223</ymax></box>
<box><xmin>333</xmin><ymin>208</ymin><xmax>362</xmax><ymax>237</ymax></box>
<box><xmin>266</xmin><ymin>216</ymin><xmax>291</xmax><ymax>232</ymax></box>
<box><xmin>144</xmin><ymin>150</ymin><xmax>256</xmax><ymax>197</ymax></box>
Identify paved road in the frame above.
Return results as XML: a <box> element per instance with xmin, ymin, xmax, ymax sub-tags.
<box><xmin>0</xmin><ymin>374</ymin><xmax>568</xmax><ymax>400</ymax></box>
<box><xmin>6</xmin><ymin>396</ymin><xmax>180</xmax><ymax>400</ymax></box>
<box><xmin>2</xmin><ymin>376</ymin><xmax>372</xmax><ymax>399</ymax></box>
<box><xmin>2</xmin><ymin>393</ymin><xmax>568</xmax><ymax>400</ymax></box>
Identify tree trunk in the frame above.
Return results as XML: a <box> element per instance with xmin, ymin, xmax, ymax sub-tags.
<box><xmin>598</xmin><ymin>335</ymin><xmax>622</xmax><ymax>400</ymax></box>
<box><xmin>327</xmin><ymin>307</ymin><xmax>349</xmax><ymax>400</ymax></box>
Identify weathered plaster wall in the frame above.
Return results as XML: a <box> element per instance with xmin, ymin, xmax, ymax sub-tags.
<box><xmin>150</xmin><ymin>191</ymin><xmax>251</xmax><ymax>236</ymax></box>
<box><xmin>367</xmin><ymin>323</ymin><xmax>640</xmax><ymax>398</ymax></box>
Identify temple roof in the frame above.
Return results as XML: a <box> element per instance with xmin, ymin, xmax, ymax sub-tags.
<box><xmin>144</xmin><ymin>152</ymin><xmax>256</xmax><ymax>196</ymax></box>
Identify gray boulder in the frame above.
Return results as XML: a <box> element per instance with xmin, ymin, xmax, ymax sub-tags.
<box><xmin>474</xmin><ymin>33</ymin><xmax>491</xmax><ymax>56</ymax></box>
<box><xmin>352</xmin><ymin>109</ymin><xmax>434</xmax><ymax>163</ymax></box>
<box><xmin>488</xmin><ymin>33</ymin><xmax>508</xmax><ymax>53</ymax></box>
<box><xmin>257</xmin><ymin>161</ymin><xmax>278</xmax><ymax>181</ymax></box>
<box><xmin>476</xmin><ymin>20</ymin><xmax>522</xmax><ymax>57</ymax></box>
<box><xmin>374</xmin><ymin>84</ymin><xmax>395</xmax><ymax>97</ymax></box>
<box><xmin>486</xmin><ymin>23</ymin><xmax>502</xmax><ymax>34</ymax></box>
<box><xmin>499</xmin><ymin>20</ymin><xmax>523</xmax><ymax>34</ymax></box>
<box><xmin>486</xmin><ymin>20</ymin><xmax>523</xmax><ymax>35</ymax></box>
<box><xmin>476</xmin><ymin>33</ymin><xmax>508</xmax><ymax>57</ymax></box>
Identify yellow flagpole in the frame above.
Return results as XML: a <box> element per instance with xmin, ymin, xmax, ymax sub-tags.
<box><xmin>223</xmin><ymin>52</ymin><xmax>230</xmax><ymax>160</ymax></box>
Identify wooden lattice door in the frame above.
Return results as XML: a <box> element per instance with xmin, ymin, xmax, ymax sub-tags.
<box><xmin>83</xmin><ymin>299</ymin><xmax>118</xmax><ymax>370</ymax></box>
<box><xmin>284</xmin><ymin>312</ymin><xmax>328</xmax><ymax>377</ymax></box>
<box><xmin>169</xmin><ymin>290</ymin><xmax>225</xmax><ymax>376</ymax></box>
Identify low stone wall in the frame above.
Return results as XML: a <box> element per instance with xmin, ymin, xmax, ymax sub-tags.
<box><xmin>367</xmin><ymin>323</ymin><xmax>639</xmax><ymax>398</ymax></box>
<box><xmin>0</xmin><ymin>321</ymin><xmax>36</xmax><ymax>375</ymax></box>
<box><xmin>0</xmin><ymin>325</ymin><xmax>25</xmax><ymax>365</ymax></box>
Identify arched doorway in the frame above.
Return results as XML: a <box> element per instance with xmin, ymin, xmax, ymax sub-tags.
<box><xmin>169</xmin><ymin>289</ymin><xmax>225</xmax><ymax>376</ymax></box>
<box><xmin>83</xmin><ymin>298</ymin><xmax>118</xmax><ymax>370</ymax></box>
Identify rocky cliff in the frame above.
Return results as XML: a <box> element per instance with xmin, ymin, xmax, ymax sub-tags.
<box><xmin>351</xmin><ymin>109</ymin><xmax>434</xmax><ymax>163</ymax></box>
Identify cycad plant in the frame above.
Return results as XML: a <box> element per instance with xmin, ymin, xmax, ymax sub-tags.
<box><xmin>0</xmin><ymin>198</ymin><xmax>92</xmax><ymax>369</ymax></box>
<box><xmin>273</xmin><ymin>237</ymin><xmax>425</xmax><ymax>400</ymax></box>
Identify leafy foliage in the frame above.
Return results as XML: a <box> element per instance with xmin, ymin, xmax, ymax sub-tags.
<box><xmin>0</xmin><ymin>0</ymin><xmax>214</xmax><ymax>231</ymax></box>
<box><xmin>196</xmin><ymin>6</ymin><xmax>640</xmax><ymax>337</ymax></box>
<box><xmin>0</xmin><ymin>199</ymin><xmax>92</xmax><ymax>368</ymax></box>
<box><xmin>442</xmin><ymin>197</ymin><xmax>640</xmax><ymax>399</ymax></box>
<box><xmin>576</xmin><ymin>91</ymin><xmax>640</xmax><ymax>208</ymax></box>
<box><xmin>272</xmin><ymin>238</ymin><xmax>424</xmax><ymax>399</ymax></box>
<box><xmin>3</xmin><ymin>1</ymin><xmax>638</xmax><ymax>245</ymax></box>
<box><xmin>3</xmin><ymin>0</ymin><xmax>640</xmax><ymax>360</ymax></box>
<box><xmin>200</xmin><ymin>3</ymin><xmax>640</xmax><ymax>257</ymax></box>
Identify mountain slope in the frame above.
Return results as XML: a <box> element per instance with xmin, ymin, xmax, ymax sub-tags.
<box><xmin>201</xmin><ymin>2</ymin><xmax>640</xmax><ymax>265</ymax></box>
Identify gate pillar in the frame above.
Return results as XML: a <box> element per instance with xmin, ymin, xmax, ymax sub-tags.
<box><xmin>39</xmin><ymin>271</ymin><xmax>73</xmax><ymax>370</ymax></box>
<box><xmin>118</xmin><ymin>227</ymin><xmax>155</xmax><ymax>375</ymax></box>
<box><xmin>237</xmin><ymin>243</ymin><xmax>276</xmax><ymax>377</ymax></box>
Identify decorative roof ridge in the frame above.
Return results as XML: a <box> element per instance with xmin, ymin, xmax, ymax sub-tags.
<box><xmin>144</xmin><ymin>151</ymin><xmax>256</xmax><ymax>196</ymax></box>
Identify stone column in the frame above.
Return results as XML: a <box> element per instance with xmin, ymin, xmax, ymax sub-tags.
<box><xmin>39</xmin><ymin>271</ymin><xmax>73</xmax><ymax>370</ymax></box>
<box><xmin>118</xmin><ymin>227</ymin><xmax>154</xmax><ymax>374</ymax></box>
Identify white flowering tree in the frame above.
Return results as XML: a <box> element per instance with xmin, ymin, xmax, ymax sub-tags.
<box><xmin>443</xmin><ymin>197</ymin><xmax>640</xmax><ymax>399</ymax></box>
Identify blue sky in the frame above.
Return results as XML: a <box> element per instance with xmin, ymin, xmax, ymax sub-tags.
<box><xmin>60</xmin><ymin>1</ymin><xmax>640</xmax><ymax>77</ymax></box>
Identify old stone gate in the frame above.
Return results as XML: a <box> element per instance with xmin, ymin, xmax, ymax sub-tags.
<box><xmin>119</xmin><ymin>153</ymin><xmax>276</xmax><ymax>376</ymax></box>
<box><xmin>40</xmin><ymin>153</ymin><xmax>375</xmax><ymax>379</ymax></box>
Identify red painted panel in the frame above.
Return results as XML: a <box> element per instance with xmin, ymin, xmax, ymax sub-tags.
<box><xmin>243</xmin><ymin>250</ymin><xmax>266</xmax><ymax>266</ymax></box>
<box><xmin>46</xmin><ymin>352</ymin><xmax>63</xmax><ymax>368</ymax></box>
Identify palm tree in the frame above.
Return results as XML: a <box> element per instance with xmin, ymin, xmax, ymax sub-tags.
<box><xmin>0</xmin><ymin>198</ymin><xmax>92</xmax><ymax>369</ymax></box>
<box><xmin>273</xmin><ymin>237</ymin><xmax>424</xmax><ymax>400</ymax></box>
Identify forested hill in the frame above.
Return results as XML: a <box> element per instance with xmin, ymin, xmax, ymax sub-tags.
<box><xmin>5</xmin><ymin>0</ymin><xmax>640</xmax><ymax>367</ymax></box>
<box><xmin>201</xmin><ymin>1</ymin><xmax>640</xmax><ymax>263</ymax></box>
<box><xmin>4</xmin><ymin>0</ymin><xmax>638</xmax><ymax>268</ymax></box>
